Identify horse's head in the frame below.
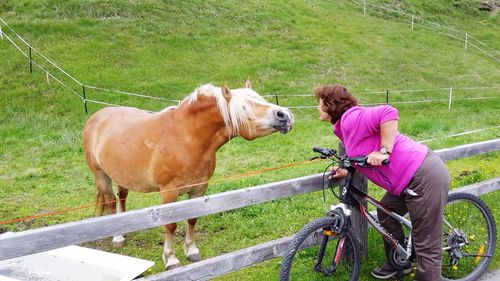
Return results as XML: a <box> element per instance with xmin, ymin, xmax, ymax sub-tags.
<box><xmin>222</xmin><ymin>81</ymin><xmax>294</xmax><ymax>140</ymax></box>
<box><xmin>186</xmin><ymin>81</ymin><xmax>294</xmax><ymax>141</ymax></box>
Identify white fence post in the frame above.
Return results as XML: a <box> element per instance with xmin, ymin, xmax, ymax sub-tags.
<box><xmin>448</xmin><ymin>87</ymin><xmax>453</xmax><ymax>110</ymax></box>
<box><xmin>363</xmin><ymin>1</ymin><xmax>366</xmax><ymax>16</ymax></box>
<box><xmin>465</xmin><ymin>33</ymin><xmax>468</xmax><ymax>51</ymax></box>
<box><xmin>0</xmin><ymin>25</ymin><xmax>3</xmax><ymax>40</ymax></box>
<box><xmin>411</xmin><ymin>15</ymin><xmax>414</xmax><ymax>30</ymax></box>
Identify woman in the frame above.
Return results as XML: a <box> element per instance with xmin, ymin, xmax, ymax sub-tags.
<box><xmin>315</xmin><ymin>85</ymin><xmax>449</xmax><ymax>281</ymax></box>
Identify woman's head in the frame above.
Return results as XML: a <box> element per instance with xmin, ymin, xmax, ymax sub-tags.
<box><xmin>314</xmin><ymin>85</ymin><xmax>358</xmax><ymax>124</ymax></box>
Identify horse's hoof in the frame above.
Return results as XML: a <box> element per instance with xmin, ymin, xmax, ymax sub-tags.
<box><xmin>165</xmin><ymin>262</ymin><xmax>181</xmax><ymax>271</ymax></box>
<box><xmin>112</xmin><ymin>235</ymin><xmax>125</xmax><ymax>248</ymax></box>
<box><xmin>187</xmin><ymin>253</ymin><xmax>202</xmax><ymax>263</ymax></box>
<box><xmin>163</xmin><ymin>254</ymin><xmax>181</xmax><ymax>271</ymax></box>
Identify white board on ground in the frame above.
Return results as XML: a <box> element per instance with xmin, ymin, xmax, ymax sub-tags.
<box><xmin>0</xmin><ymin>243</ymin><xmax>154</xmax><ymax>281</ymax></box>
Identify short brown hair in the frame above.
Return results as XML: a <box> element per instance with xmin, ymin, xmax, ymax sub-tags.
<box><xmin>314</xmin><ymin>85</ymin><xmax>358</xmax><ymax>124</ymax></box>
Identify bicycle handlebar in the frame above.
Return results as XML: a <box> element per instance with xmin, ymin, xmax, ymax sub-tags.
<box><xmin>312</xmin><ymin>147</ymin><xmax>390</xmax><ymax>167</ymax></box>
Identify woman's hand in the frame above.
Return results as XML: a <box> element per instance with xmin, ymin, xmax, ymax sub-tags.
<box><xmin>329</xmin><ymin>167</ymin><xmax>348</xmax><ymax>179</ymax></box>
<box><xmin>367</xmin><ymin>151</ymin><xmax>389</xmax><ymax>166</ymax></box>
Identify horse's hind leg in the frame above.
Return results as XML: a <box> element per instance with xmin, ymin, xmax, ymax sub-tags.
<box><xmin>94</xmin><ymin>171</ymin><xmax>115</xmax><ymax>216</ymax></box>
<box><xmin>184</xmin><ymin>217</ymin><xmax>201</xmax><ymax>262</ymax></box>
<box><xmin>112</xmin><ymin>186</ymin><xmax>129</xmax><ymax>247</ymax></box>
<box><xmin>184</xmin><ymin>187</ymin><xmax>206</xmax><ymax>263</ymax></box>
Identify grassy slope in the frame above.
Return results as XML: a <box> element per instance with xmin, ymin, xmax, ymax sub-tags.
<box><xmin>0</xmin><ymin>0</ymin><xmax>499</xmax><ymax>279</ymax></box>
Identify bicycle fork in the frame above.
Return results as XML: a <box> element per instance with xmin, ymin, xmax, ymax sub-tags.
<box><xmin>314</xmin><ymin>232</ymin><xmax>347</xmax><ymax>276</ymax></box>
<box><xmin>314</xmin><ymin>204</ymin><xmax>351</xmax><ymax>276</ymax></box>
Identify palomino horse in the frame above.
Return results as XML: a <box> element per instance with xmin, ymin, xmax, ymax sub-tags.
<box><xmin>82</xmin><ymin>81</ymin><xmax>294</xmax><ymax>270</ymax></box>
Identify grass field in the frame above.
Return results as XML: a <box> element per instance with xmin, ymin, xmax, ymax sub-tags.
<box><xmin>0</xmin><ymin>0</ymin><xmax>499</xmax><ymax>280</ymax></box>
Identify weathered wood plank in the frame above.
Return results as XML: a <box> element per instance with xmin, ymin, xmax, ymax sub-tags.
<box><xmin>139</xmin><ymin>236</ymin><xmax>293</xmax><ymax>281</ymax></box>
<box><xmin>434</xmin><ymin>139</ymin><xmax>500</xmax><ymax>161</ymax></box>
<box><xmin>0</xmin><ymin>174</ymin><xmax>329</xmax><ymax>261</ymax></box>
<box><xmin>139</xmin><ymin>178</ymin><xmax>500</xmax><ymax>281</ymax></box>
<box><xmin>450</xmin><ymin>177</ymin><xmax>499</xmax><ymax>196</ymax></box>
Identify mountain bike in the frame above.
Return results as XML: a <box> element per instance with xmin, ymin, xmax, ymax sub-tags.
<box><xmin>279</xmin><ymin>147</ymin><xmax>496</xmax><ymax>281</ymax></box>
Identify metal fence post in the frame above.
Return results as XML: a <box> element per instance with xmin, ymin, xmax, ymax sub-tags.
<box><xmin>386</xmin><ymin>90</ymin><xmax>389</xmax><ymax>104</ymax></box>
<box><xmin>82</xmin><ymin>85</ymin><xmax>88</xmax><ymax>114</ymax></box>
<box><xmin>275</xmin><ymin>94</ymin><xmax>279</xmax><ymax>105</ymax></box>
<box><xmin>339</xmin><ymin>142</ymin><xmax>369</xmax><ymax>260</ymax></box>
<box><xmin>28</xmin><ymin>46</ymin><xmax>33</xmax><ymax>73</ymax></box>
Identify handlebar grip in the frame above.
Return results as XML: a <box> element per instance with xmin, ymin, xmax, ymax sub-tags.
<box><xmin>382</xmin><ymin>159</ymin><xmax>390</xmax><ymax>165</ymax></box>
<box><xmin>312</xmin><ymin>147</ymin><xmax>337</xmax><ymax>158</ymax></box>
<box><xmin>313</xmin><ymin>147</ymin><xmax>325</xmax><ymax>154</ymax></box>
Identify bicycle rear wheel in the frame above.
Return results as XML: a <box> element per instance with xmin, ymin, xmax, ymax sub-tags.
<box><xmin>279</xmin><ymin>216</ymin><xmax>360</xmax><ymax>281</ymax></box>
<box><xmin>442</xmin><ymin>192</ymin><xmax>497</xmax><ymax>281</ymax></box>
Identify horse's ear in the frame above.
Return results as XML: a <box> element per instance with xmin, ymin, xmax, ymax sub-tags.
<box><xmin>221</xmin><ymin>84</ymin><xmax>231</xmax><ymax>101</ymax></box>
<box><xmin>244</xmin><ymin>79</ymin><xmax>252</xmax><ymax>89</ymax></box>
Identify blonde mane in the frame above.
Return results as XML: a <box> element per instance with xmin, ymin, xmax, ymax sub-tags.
<box><xmin>183</xmin><ymin>84</ymin><xmax>270</xmax><ymax>135</ymax></box>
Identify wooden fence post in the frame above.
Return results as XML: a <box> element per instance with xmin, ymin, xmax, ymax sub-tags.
<box><xmin>339</xmin><ymin>142</ymin><xmax>368</xmax><ymax>260</ymax></box>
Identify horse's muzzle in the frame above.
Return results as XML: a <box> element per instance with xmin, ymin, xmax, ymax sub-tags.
<box><xmin>272</xmin><ymin>108</ymin><xmax>294</xmax><ymax>134</ymax></box>
<box><xmin>276</xmin><ymin>125</ymin><xmax>293</xmax><ymax>134</ymax></box>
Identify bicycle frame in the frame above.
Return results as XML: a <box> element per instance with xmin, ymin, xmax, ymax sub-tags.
<box><xmin>331</xmin><ymin>167</ymin><xmax>414</xmax><ymax>261</ymax></box>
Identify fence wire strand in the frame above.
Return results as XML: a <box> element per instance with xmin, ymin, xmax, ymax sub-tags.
<box><xmin>85</xmin><ymin>85</ymin><xmax>180</xmax><ymax>104</ymax></box>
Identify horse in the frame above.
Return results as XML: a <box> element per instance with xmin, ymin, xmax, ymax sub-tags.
<box><xmin>82</xmin><ymin>80</ymin><xmax>294</xmax><ymax>270</ymax></box>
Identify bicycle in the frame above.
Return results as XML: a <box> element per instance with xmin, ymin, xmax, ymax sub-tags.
<box><xmin>279</xmin><ymin>147</ymin><xmax>496</xmax><ymax>281</ymax></box>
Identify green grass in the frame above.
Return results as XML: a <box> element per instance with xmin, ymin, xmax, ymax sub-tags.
<box><xmin>0</xmin><ymin>0</ymin><xmax>499</xmax><ymax>279</ymax></box>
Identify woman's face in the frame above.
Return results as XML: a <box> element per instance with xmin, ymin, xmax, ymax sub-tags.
<box><xmin>317</xmin><ymin>99</ymin><xmax>331</xmax><ymax>122</ymax></box>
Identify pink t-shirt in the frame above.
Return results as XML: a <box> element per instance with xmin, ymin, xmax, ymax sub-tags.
<box><xmin>334</xmin><ymin>105</ymin><xmax>428</xmax><ymax>196</ymax></box>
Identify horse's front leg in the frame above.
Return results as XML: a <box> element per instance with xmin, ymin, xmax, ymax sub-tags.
<box><xmin>161</xmin><ymin>190</ymin><xmax>181</xmax><ymax>270</ymax></box>
<box><xmin>163</xmin><ymin>223</ymin><xmax>181</xmax><ymax>270</ymax></box>
<box><xmin>184</xmin><ymin>186</ymin><xmax>207</xmax><ymax>263</ymax></box>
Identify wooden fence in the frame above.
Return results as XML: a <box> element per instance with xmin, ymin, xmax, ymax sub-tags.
<box><xmin>0</xmin><ymin>139</ymin><xmax>499</xmax><ymax>280</ymax></box>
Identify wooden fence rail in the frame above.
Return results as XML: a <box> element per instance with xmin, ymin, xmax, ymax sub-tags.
<box><xmin>0</xmin><ymin>138</ymin><xmax>499</xmax><ymax>264</ymax></box>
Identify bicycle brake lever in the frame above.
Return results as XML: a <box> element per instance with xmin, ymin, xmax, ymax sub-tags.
<box><xmin>310</xmin><ymin>156</ymin><xmax>320</xmax><ymax>161</ymax></box>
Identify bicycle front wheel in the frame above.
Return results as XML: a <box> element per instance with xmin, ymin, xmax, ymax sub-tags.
<box><xmin>279</xmin><ymin>216</ymin><xmax>360</xmax><ymax>281</ymax></box>
<box><xmin>442</xmin><ymin>192</ymin><xmax>497</xmax><ymax>281</ymax></box>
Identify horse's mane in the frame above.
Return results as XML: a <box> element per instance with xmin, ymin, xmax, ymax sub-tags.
<box><xmin>182</xmin><ymin>84</ymin><xmax>269</xmax><ymax>135</ymax></box>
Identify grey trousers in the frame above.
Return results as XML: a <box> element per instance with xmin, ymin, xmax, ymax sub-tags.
<box><xmin>377</xmin><ymin>149</ymin><xmax>450</xmax><ymax>281</ymax></box>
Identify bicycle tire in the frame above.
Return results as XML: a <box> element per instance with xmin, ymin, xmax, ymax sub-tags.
<box><xmin>279</xmin><ymin>216</ymin><xmax>360</xmax><ymax>281</ymax></box>
<box><xmin>442</xmin><ymin>192</ymin><xmax>497</xmax><ymax>281</ymax></box>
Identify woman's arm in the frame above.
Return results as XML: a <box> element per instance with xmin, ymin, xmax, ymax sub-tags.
<box><xmin>380</xmin><ymin>120</ymin><xmax>398</xmax><ymax>153</ymax></box>
<box><xmin>367</xmin><ymin>120</ymin><xmax>398</xmax><ymax>166</ymax></box>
